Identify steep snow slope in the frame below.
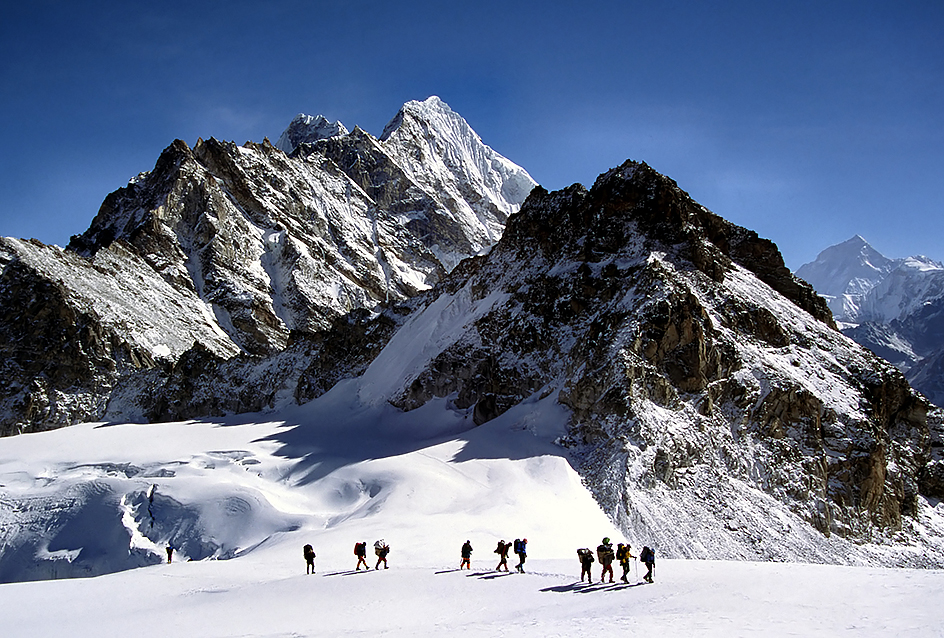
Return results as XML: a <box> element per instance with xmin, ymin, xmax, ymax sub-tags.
<box><xmin>380</xmin><ymin>96</ymin><xmax>537</xmax><ymax>268</ymax></box>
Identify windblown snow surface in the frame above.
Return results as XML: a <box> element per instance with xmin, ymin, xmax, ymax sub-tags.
<box><xmin>2</xmin><ymin>377</ymin><xmax>943</xmax><ymax>635</ymax></box>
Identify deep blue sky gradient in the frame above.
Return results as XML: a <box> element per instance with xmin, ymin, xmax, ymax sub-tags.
<box><xmin>2</xmin><ymin>0</ymin><xmax>941</xmax><ymax>268</ymax></box>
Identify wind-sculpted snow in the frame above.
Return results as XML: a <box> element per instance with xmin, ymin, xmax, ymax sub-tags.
<box><xmin>0</xmin><ymin>390</ymin><xmax>621</xmax><ymax>583</ymax></box>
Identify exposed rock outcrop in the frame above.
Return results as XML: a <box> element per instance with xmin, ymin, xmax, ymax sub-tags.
<box><xmin>373</xmin><ymin>159</ymin><xmax>942</xmax><ymax>565</ymax></box>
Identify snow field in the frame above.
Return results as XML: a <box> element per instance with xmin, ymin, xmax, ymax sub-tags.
<box><xmin>2</xmin><ymin>338</ymin><xmax>943</xmax><ymax>635</ymax></box>
<box><xmin>3</xmin><ymin>552</ymin><xmax>943</xmax><ymax>637</ymax></box>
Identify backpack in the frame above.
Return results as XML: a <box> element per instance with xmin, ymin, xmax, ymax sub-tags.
<box><xmin>640</xmin><ymin>546</ymin><xmax>654</xmax><ymax>563</ymax></box>
<box><xmin>597</xmin><ymin>543</ymin><xmax>614</xmax><ymax>563</ymax></box>
<box><xmin>355</xmin><ymin>542</ymin><xmax>366</xmax><ymax>556</ymax></box>
<box><xmin>577</xmin><ymin>548</ymin><xmax>594</xmax><ymax>564</ymax></box>
<box><xmin>616</xmin><ymin>545</ymin><xmax>627</xmax><ymax>561</ymax></box>
<box><xmin>513</xmin><ymin>539</ymin><xmax>522</xmax><ymax>554</ymax></box>
<box><xmin>303</xmin><ymin>544</ymin><xmax>315</xmax><ymax>560</ymax></box>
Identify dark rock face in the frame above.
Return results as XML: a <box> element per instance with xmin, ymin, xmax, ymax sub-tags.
<box><xmin>69</xmin><ymin>137</ymin><xmax>444</xmax><ymax>356</ymax></box>
<box><xmin>378</xmin><ymin>159</ymin><xmax>941</xmax><ymax>564</ymax></box>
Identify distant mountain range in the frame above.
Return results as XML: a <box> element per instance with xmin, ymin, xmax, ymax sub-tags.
<box><xmin>0</xmin><ymin>98</ymin><xmax>942</xmax><ymax>575</ymax></box>
<box><xmin>796</xmin><ymin>235</ymin><xmax>944</xmax><ymax>406</ymax></box>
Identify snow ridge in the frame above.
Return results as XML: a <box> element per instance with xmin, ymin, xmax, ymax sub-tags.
<box><xmin>380</xmin><ymin>96</ymin><xmax>537</xmax><ymax>267</ymax></box>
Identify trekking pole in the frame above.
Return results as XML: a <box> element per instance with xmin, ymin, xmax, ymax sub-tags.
<box><xmin>634</xmin><ymin>558</ymin><xmax>638</xmax><ymax>581</ymax></box>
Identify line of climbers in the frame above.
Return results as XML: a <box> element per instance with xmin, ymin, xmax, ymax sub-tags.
<box><xmin>302</xmin><ymin>536</ymin><xmax>654</xmax><ymax>583</ymax></box>
<box><xmin>578</xmin><ymin>538</ymin><xmax>655</xmax><ymax>583</ymax></box>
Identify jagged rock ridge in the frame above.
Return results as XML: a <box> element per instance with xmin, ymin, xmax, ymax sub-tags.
<box><xmin>0</xmin><ymin>97</ymin><xmax>535</xmax><ymax>434</ymax></box>
<box><xmin>368</xmin><ymin>160</ymin><xmax>943</xmax><ymax>565</ymax></box>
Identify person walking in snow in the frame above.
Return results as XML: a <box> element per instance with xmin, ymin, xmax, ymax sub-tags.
<box><xmin>303</xmin><ymin>544</ymin><xmax>316</xmax><ymax>574</ymax></box>
<box><xmin>597</xmin><ymin>537</ymin><xmax>615</xmax><ymax>583</ymax></box>
<box><xmin>374</xmin><ymin>540</ymin><xmax>390</xmax><ymax>570</ymax></box>
<box><xmin>460</xmin><ymin>540</ymin><xmax>473</xmax><ymax>569</ymax></box>
<box><xmin>166</xmin><ymin>543</ymin><xmax>174</xmax><ymax>564</ymax></box>
<box><xmin>494</xmin><ymin>540</ymin><xmax>511</xmax><ymax>571</ymax></box>
<box><xmin>354</xmin><ymin>541</ymin><xmax>369</xmax><ymax>570</ymax></box>
<box><xmin>640</xmin><ymin>546</ymin><xmax>655</xmax><ymax>583</ymax></box>
<box><xmin>577</xmin><ymin>548</ymin><xmax>595</xmax><ymax>582</ymax></box>
<box><xmin>616</xmin><ymin>543</ymin><xmax>634</xmax><ymax>583</ymax></box>
<box><xmin>514</xmin><ymin>538</ymin><xmax>527</xmax><ymax>573</ymax></box>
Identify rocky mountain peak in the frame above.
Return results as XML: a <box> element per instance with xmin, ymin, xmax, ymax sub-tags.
<box><xmin>371</xmin><ymin>156</ymin><xmax>941</xmax><ymax>564</ymax></box>
<box><xmin>1</xmin><ymin>99</ymin><xmax>540</xmax><ymax>435</ymax></box>
<box><xmin>275</xmin><ymin>113</ymin><xmax>348</xmax><ymax>154</ymax></box>
<box><xmin>2</xmin><ymin>101</ymin><xmax>943</xmax><ymax>568</ymax></box>
<box><xmin>505</xmin><ymin>159</ymin><xmax>835</xmax><ymax>329</ymax></box>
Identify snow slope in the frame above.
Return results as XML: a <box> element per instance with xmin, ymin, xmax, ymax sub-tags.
<box><xmin>0</xmin><ymin>374</ymin><xmax>620</xmax><ymax>583</ymax></box>
<box><xmin>1</xmin><ymin>401</ymin><xmax>941</xmax><ymax>635</ymax></box>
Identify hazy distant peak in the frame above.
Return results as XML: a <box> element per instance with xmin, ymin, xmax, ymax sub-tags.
<box><xmin>795</xmin><ymin>235</ymin><xmax>898</xmax><ymax>299</ymax></box>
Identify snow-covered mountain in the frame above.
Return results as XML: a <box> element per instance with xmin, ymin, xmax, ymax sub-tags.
<box><xmin>794</xmin><ymin>235</ymin><xmax>902</xmax><ymax>323</ymax></box>
<box><xmin>796</xmin><ymin>236</ymin><xmax>944</xmax><ymax>406</ymax></box>
<box><xmin>0</xmin><ymin>96</ymin><xmax>535</xmax><ymax>434</ymax></box>
<box><xmin>274</xmin><ymin>113</ymin><xmax>348</xmax><ymax>153</ymax></box>
<box><xmin>1</xmin><ymin>101</ymin><xmax>943</xmax><ymax>586</ymax></box>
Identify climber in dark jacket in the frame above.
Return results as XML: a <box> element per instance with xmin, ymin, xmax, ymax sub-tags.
<box><xmin>303</xmin><ymin>544</ymin><xmax>316</xmax><ymax>574</ymax></box>
<box><xmin>514</xmin><ymin>538</ymin><xmax>527</xmax><ymax>573</ymax></box>
<box><xmin>460</xmin><ymin>540</ymin><xmax>473</xmax><ymax>569</ymax></box>
<box><xmin>494</xmin><ymin>540</ymin><xmax>511</xmax><ymax>571</ymax></box>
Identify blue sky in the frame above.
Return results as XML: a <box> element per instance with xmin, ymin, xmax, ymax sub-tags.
<box><xmin>1</xmin><ymin>0</ymin><xmax>941</xmax><ymax>269</ymax></box>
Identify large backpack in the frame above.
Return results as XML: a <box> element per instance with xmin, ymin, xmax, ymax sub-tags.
<box><xmin>597</xmin><ymin>543</ymin><xmax>614</xmax><ymax>563</ymax></box>
<box><xmin>303</xmin><ymin>544</ymin><xmax>315</xmax><ymax>560</ymax></box>
<box><xmin>577</xmin><ymin>548</ymin><xmax>594</xmax><ymax>563</ymax></box>
<box><xmin>355</xmin><ymin>542</ymin><xmax>366</xmax><ymax>556</ymax></box>
<box><xmin>640</xmin><ymin>546</ymin><xmax>654</xmax><ymax>563</ymax></box>
<box><xmin>513</xmin><ymin>539</ymin><xmax>522</xmax><ymax>554</ymax></box>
